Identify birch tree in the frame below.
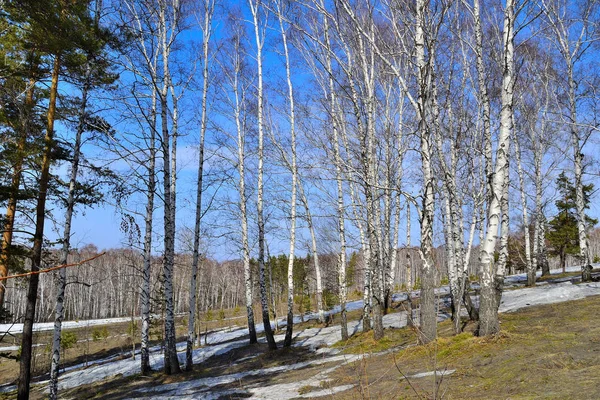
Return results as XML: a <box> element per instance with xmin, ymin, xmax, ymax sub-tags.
<box><xmin>157</xmin><ymin>0</ymin><xmax>182</xmax><ymax>374</ymax></box>
<box><xmin>541</xmin><ymin>0</ymin><xmax>600</xmax><ymax>282</ymax></box>
<box><xmin>49</xmin><ymin>0</ymin><xmax>111</xmax><ymax>395</ymax></box>
<box><xmin>248</xmin><ymin>0</ymin><xmax>277</xmax><ymax>350</ymax></box>
<box><xmin>216</xmin><ymin>12</ymin><xmax>258</xmax><ymax>343</ymax></box>
<box><xmin>186</xmin><ymin>0</ymin><xmax>214</xmax><ymax>371</ymax></box>
<box><xmin>273</xmin><ymin>0</ymin><xmax>299</xmax><ymax>348</ymax></box>
<box><xmin>477</xmin><ymin>0</ymin><xmax>517</xmax><ymax>337</ymax></box>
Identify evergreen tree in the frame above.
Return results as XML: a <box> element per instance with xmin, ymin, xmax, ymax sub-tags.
<box><xmin>547</xmin><ymin>172</ymin><xmax>597</xmax><ymax>273</ymax></box>
<box><xmin>0</xmin><ymin>1</ymin><xmax>118</xmax><ymax>397</ymax></box>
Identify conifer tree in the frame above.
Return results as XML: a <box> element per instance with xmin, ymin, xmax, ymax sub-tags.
<box><xmin>547</xmin><ymin>172</ymin><xmax>597</xmax><ymax>273</ymax></box>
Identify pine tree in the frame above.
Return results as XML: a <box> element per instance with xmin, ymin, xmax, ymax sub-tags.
<box><xmin>547</xmin><ymin>172</ymin><xmax>597</xmax><ymax>273</ymax></box>
<box><xmin>0</xmin><ymin>1</ymin><xmax>118</xmax><ymax>397</ymax></box>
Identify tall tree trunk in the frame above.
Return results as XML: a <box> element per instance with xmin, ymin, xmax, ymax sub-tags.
<box><xmin>513</xmin><ymin>135</ymin><xmax>533</xmax><ymax>286</ymax></box>
<box><xmin>532</xmin><ymin>147</ymin><xmax>549</xmax><ymax>277</ymax></box>
<box><xmin>319</xmin><ymin>0</ymin><xmax>348</xmax><ymax>340</ymax></box>
<box><xmin>415</xmin><ymin>0</ymin><xmax>436</xmax><ymax>345</ymax></box>
<box><xmin>230</xmin><ymin>34</ymin><xmax>258</xmax><ymax>344</ymax></box>
<box><xmin>186</xmin><ymin>0</ymin><xmax>212</xmax><ymax>370</ymax></box>
<box><xmin>472</xmin><ymin>0</ymin><xmax>493</xmax><ymax>212</ymax></box>
<box><xmin>406</xmin><ymin>200</ymin><xmax>414</xmax><ymax>327</ymax></box>
<box><xmin>299</xmin><ymin>183</ymin><xmax>324</xmax><ymax>323</ymax></box>
<box><xmin>278</xmin><ymin>3</ymin><xmax>298</xmax><ymax>348</ymax></box>
<box><xmin>249</xmin><ymin>0</ymin><xmax>277</xmax><ymax>350</ymax></box>
<box><xmin>140</xmin><ymin>87</ymin><xmax>157</xmax><ymax>375</ymax></box>
<box><xmin>567</xmin><ymin>63</ymin><xmax>592</xmax><ymax>281</ymax></box>
<box><xmin>477</xmin><ymin>0</ymin><xmax>515</xmax><ymax>337</ymax></box>
<box><xmin>49</xmin><ymin>43</ymin><xmax>96</xmax><ymax>398</ymax></box>
<box><xmin>0</xmin><ymin>77</ymin><xmax>34</xmax><ymax>311</ymax></box>
<box><xmin>18</xmin><ymin>54</ymin><xmax>60</xmax><ymax>400</ymax></box>
<box><xmin>159</xmin><ymin>0</ymin><xmax>181</xmax><ymax>374</ymax></box>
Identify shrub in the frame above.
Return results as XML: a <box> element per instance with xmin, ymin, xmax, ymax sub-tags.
<box><xmin>61</xmin><ymin>331</ymin><xmax>78</xmax><ymax>352</ymax></box>
<box><xmin>323</xmin><ymin>290</ymin><xmax>338</xmax><ymax>310</ymax></box>
<box><xmin>303</xmin><ymin>295</ymin><xmax>311</xmax><ymax>313</ymax></box>
<box><xmin>413</xmin><ymin>277</ymin><xmax>421</xmax><ymax>290</ymax></box>
<box><xmin>127</xmin><ymin>321</ymin><xmax>137</xmax><ymax>336</ymax></box>
<box><xmin>92</xmin><ymin>328</ymin><xmax>103</xmax><ymax>341</ymax></box>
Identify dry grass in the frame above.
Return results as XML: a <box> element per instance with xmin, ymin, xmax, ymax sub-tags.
<box><xmin>327</xmin><ymin>294</ymin><xmax>600</xmax><ymax>399</ymax></box>
<box><xmin>3</xmin><ymin>293</ymin><xmax>600</xmax><ymax>399</ymax></box>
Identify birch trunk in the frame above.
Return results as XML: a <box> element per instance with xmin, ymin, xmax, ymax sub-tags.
<box><xmin>415</xmin><ymin>0</ymin><xmax>436</xmax><ymax>345</ymax></box>
<box><xmin>533</xmin><ymin>148</ymin><xmax>549</xmax><ymax>276</ymax></box>
<box><xmin>231</xmin><ymin>36</ymin><xmax>258</xmax><ymax>344</ymax></box>
<box><xmin>405</xmin><ymin>200</ymin><xmax>415</xmax><ymax>327</ymax></box>
<box><xmin>477</xmin><ymin>0</ymin><xmax>515</xmax><ymax>337</ymax></box>
<box><xmin>186</xmin><ymin>0</ymin><xmax>212</xmax><ymax>370</ymax></box>
<box><xmin>388</xmin><ymin>194</ymin><xmax>401</xmax><ymax>309</ymax></box>
<box><xmin>319</xmin><ymin>0</ymin><xmax>348</xmax><ymax>339</ymax></box>
<box><xmin>278</xmin><ymin>2</ymin><xmax>298</xmax><ymax>347</ymax></box>
<box><xmin>567</xmin><ymin>62</ymin><xmax>592</xmax><ymax>280</ymax></box>
<box><xmin>513</xmin><ymin>135</ymin><xmax>533</xmax><ymax>286</ymax></box>
<box><xmin>140</xmin><ymin>86</ymin><xmax>157</xmax><ymax>375</ymax></box>
<box><xmin>49</xmin><ymin>40</ymin><xmax>96</xmax><ymax>398</ymax></box>
<box><xmin>299</xmin><ymin>183</ymin><xmax>324</xmax><ymax>323</ymax></box>
<box><xmin>472</xmin><ymin>0</ymin><xmax>493</xmax><ymax>210</ymax></box>
<box><xmin>249</xmin><ymin>0</ymin><xmax>277</xmax><ymax>350</ymax></box>
<box><xmin>159</xmin><ymin>0</ymin><xmax>181</xmax><ymax>372</ymax></box>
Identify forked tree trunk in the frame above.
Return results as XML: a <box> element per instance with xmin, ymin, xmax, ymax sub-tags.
<box><xmin>248</xmin><ymin>0</ymin><xmax>277</xmax><ymax>350</ymax></box>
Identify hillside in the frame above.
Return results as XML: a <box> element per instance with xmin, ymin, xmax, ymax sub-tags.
<box><xmin>1</xmin><ymin>268</ymin><xmax>599</xmax><ymax>399</ymax></box>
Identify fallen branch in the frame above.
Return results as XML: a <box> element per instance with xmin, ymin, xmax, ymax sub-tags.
<box><xmin>0</xmin><ymin>252</ymin><xmax>106</xmax><ymax>281</ymax></box>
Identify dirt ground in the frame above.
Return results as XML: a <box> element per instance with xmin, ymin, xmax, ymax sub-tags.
<box><xmin>325</xmin><ymin>295</ymin><xmax>600</xmax><ymax>399</ymax></box>
<box><xmin>3</xmin><ymin>283</ymin><xmax>600</xmax><ymax>399</ymax></box>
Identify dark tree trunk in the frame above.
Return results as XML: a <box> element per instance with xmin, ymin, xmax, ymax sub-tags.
<box><xmin>18</xmin><ymin>55</ymin><xmax>60</xmax><ymax>400</ymax></box>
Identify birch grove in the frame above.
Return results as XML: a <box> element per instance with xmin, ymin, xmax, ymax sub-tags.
<box><xmin>3</xmin><ymin>0</ymin><xmax>600</xmax><ymax>390</ymax></box>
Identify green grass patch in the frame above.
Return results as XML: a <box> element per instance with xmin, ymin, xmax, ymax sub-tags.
<box><xmin>333</xmin><ymin>326</ymin><xmax>416</xmax><ymax>354</ymax></box>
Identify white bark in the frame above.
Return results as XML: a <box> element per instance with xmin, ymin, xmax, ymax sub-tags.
<box><xmin>248</xmin><ymin>0</ymin><xmax>277</xmax><ymax>350</ymax></box>
<box><xmin>318</xmin><ymin>0</ymin><xmax>348</xmax><ymax>339</ymax></box>
<box><xmin>186</xmin><ymin>0</ymin><xmax>213</xmax><ymax>371</ymax></box>
<box><xmin>49</xmin><ymin>50</ymin><xmax>92</xmax><ymax>400</ymax></box>
<box><xmin>513</xmin><ymin>134</ymin><xmax>533</xmax><ymax>286</ymax></box>
<box><xmin>414</xmin><ymin>0</ymin><xmax>437</xmax><ymax>345</ymax></box>
<box><xmin>140</xmin><ymin>79</ymin><xmax>158</xmax><ymax>376</ymax></box>
<box><xmin>298</xmin><ymin>183</ymin><xmax>324</xmax><ymax>323</ymax></box>
<box><xmin>477</xmin><ymin>0</ymin><xmax>516</xmax><ymax>337</ymax></box>
<box><xmin>277</xmin><ymin>2</ymin><xmax>298</xmax><ymax>348</ymax></box>
<box><xmin>159</xmin><ymin>0</ymin><xmax>181</xmax><ymax>373</ymax></box>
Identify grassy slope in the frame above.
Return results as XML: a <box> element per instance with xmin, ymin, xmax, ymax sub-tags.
<box><xmin>326</xmin><ymin>294</ymin><xmax>600</xmax><ymax>399</ymax></box>
<box><xmin>3</xmin><ymin>291</ymin><xmax>599</xmax><ymax>399</ymax></box>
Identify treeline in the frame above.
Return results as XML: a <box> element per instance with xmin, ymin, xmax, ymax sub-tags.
<box><xmin>7</xmin><ymin>227</ymin><xmax>599</xmax><ymax>325</ymax></box>
<box><xmin>2</xmin><ymin>246</ymin><xmax>416</xmax><ymax>323</ymax></box>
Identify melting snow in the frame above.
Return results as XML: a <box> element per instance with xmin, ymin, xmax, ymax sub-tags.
<box><xmin>2</xmin><ymin>266</ymin><xmax>598</xmax><ymax>398</ymax></box>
